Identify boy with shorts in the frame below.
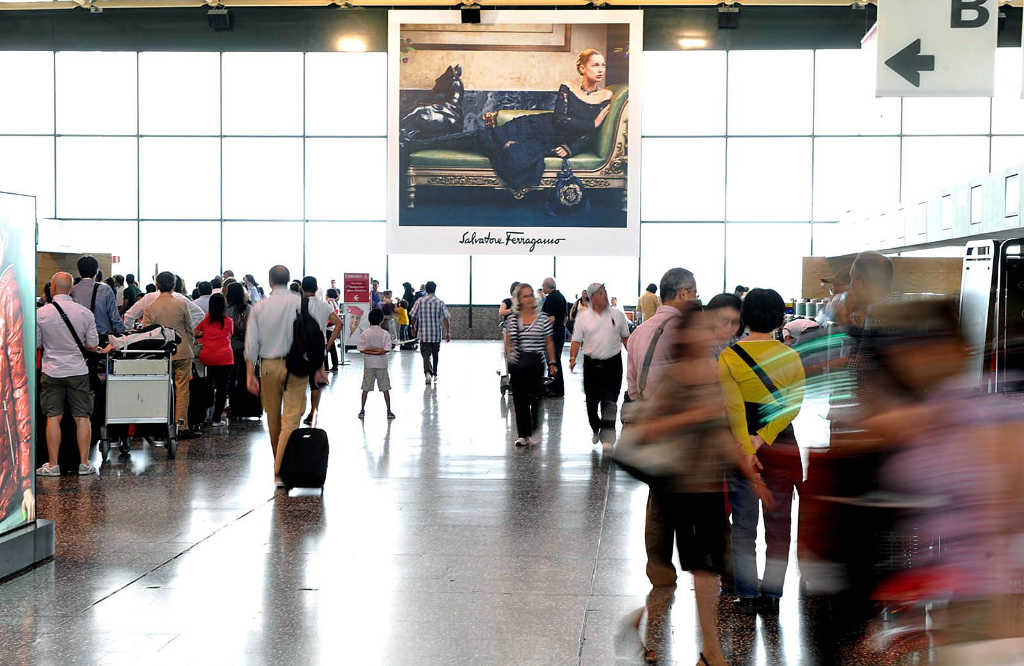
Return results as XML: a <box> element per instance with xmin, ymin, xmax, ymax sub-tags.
<box><xmin>357</xmin><ymin>309</ymin><xmax>395</xmax><ymax>420</ymax></box>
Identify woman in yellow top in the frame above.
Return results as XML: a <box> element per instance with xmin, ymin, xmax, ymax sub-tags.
<box><xmin>718</xmin><ymin>288</ymin><xmax>805</xmax><ymax>616</ymax></box>
<box><xmin>395</xmin><ymin>300</ymin><xmax>410</xmax><ymax>341</ymax></box>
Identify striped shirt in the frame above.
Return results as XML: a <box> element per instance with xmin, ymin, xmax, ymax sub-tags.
<box><xmin>507</xmin><ymin>312</ymin><xmax>553</xmax><ymax>365</ymax></box>
<box><xmin>409</xmin><ymin>294</ymin><xmax>451</xmax><ymax>343</ymax></box>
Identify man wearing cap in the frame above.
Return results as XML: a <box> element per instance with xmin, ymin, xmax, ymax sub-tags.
<box><xmin>569</xmin><ymin>283</ymin><xmax>631</xmax><ymax>445</ymax></box>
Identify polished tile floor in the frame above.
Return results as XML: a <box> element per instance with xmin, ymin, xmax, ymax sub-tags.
<box><xmin>4</xmin><ymin>341</ymin><xmax>839</xmax><ymax>665</ymax></box>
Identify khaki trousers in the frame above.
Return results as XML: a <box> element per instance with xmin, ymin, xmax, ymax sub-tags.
<box><xmin>645</xmin><ymin>490</ymin><xmax>678</xmax><ymax>586</ymax></box>
<box><xmin>259</xmin><ymin>358</ymin><xmax>307</xmax><ymax>475</ymax></box>
<box><xmin>172</xmin><ymin>359</ymin><xmax>192</xmax><ymax>429</ymax></box>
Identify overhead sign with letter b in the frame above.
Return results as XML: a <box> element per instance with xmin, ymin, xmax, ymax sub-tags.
<box><xmin>877</xmin><ymin>0</ymin><xmax>997</xmax><ymax>97</ymax></box>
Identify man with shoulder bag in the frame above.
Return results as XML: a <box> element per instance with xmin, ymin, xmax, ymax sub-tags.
<box><xmin>623</xmin><ymin>267</ymin><xmax>699</xmax><ymax>588</ymax></box>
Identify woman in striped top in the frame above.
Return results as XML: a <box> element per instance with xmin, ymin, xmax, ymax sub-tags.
<box><xmin>504</xmin><ymin>283</ymin><xmax>558</xmax><ymax>447</ymax></box>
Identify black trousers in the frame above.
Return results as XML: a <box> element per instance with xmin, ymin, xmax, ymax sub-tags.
<box><xmin>583</xmin><ymin>353</ymin><xmax>622</xmax><ymax>441</ymax></box>
<box><xmin>547</xmin><ymin>333</ymin><xmax>565</xmax><ymax>395</ymax></box>
<box><xmin>509</xmin><ymin>355</ymin><xmax>544</xmax><ymax>438</ymax></box>
<box><xmin>324</xmin><ymin>339</ymin><xmax>339</xmax><ymax>371</ymax></box>
<box><xmin>207</xmin><ymin>364</ymin><xmax>233</xmax><ymax>422</ymax></box>
<box><xmin>420</xmin><ymin>341</ymin><xmax>440</xmax><ymax>376</ymax></box>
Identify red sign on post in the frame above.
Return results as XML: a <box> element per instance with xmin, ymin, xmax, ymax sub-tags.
<box><xmin>343</xmin><ymin>273</ymin><xmax>370</xmax><ymax>303</ymax></box>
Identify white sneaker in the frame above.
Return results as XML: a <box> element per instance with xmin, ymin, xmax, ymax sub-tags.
<box><xmin>36</xmin><ymin>463</ymin><xmax>60</xmax><ymax>477</ymax></box>
<box><xmin>514</xmin><ymin>437</ymin><xmax>527</xmax><ymax>447</ymax></box>
<box><xmin>275</xmin><ymin>477</ymin><xmax>286</xmax><ymax>488</ymax></box>
<box><xmin>591</xmin><ymin>431</ymin><xmax>600</xmax><ymax>445</ymax></box>
<box><xmin>78</xmin><ymin>463</ymin><xmax>97</xmax><ymax>476</ymax></box>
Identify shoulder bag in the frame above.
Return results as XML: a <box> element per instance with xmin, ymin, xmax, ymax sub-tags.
<box><xmin>727</xmin><ymin>343</ymin><xmax>790</xmax><ymax>437</ymax></box>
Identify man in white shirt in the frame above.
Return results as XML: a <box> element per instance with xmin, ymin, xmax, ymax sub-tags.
<box><xmin>36</xmin><ymin>272</ymin><xmax>103</xmax><ymax>476</ymax></box>
<box><xmin>194</xmin><ymin>281</ymin><xmax>212</xmax><ymax>314</ymax></box>
<box><xmin>245</xmin><ymin>265</ymin><xmax>304</xmax><ymax>487</ymax></box>
<box><xmin>569</xmin><ymin>282</ymin><xmax>630</xmax><ymax>445</ymax></box>
<box><xmin>300</xmin><ymin>276</ymin><xmax>343</xmax><ymax>426</ymax></box>
<box><xmin>123</xmin><ymin>288</ymin><xmax>204</xmax><ymax>330</ymax></box>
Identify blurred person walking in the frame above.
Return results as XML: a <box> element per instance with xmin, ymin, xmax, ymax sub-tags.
<box><xmin>503</xmin><ymin>283</ymin><xmax>558</xmax><ymax>447</ymax></box>
<box><xmin>570</xmin><ymin>283</ymin><xmax>630</xmax><ymax>445</ymax></box>
<box><xmin>718</xmin><ymin>288</ymin><xmax>805</xmax><ymax>615</ymax></box>
<box><xmin>625</xmin><ymin>267</ymin><xmax>699</xmax><ymax>588</ymax></box>
<box><xmin>619</xmin><ymin>308</ymin><xmax>774</xmax><ymax>666</ymax></box>
<box><xmin>300</xmin><ymin>276</ymin><xmax>342</xmax><ymax>426</ymax></box>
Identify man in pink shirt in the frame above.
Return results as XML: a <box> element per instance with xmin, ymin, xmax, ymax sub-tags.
<box><xmin>624</xmin><ymin>267</ymin><xmax>699</xmax><ymax>588</ymax></box>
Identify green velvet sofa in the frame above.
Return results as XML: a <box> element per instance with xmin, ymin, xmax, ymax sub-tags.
<box><xmin>404</xmin><ymin>83</ymin><xmax>628</xmax><ymax>208</ymax></box>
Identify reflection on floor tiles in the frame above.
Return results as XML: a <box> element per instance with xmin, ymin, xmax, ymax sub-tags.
<box><xmin>4</xmin><ymin>342</ymin><xmax>865</xmax><ymax>664</ymax></box>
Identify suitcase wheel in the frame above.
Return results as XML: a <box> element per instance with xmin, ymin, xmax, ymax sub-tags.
<box><xmin>98</xmin><ymin>439</ymin><xmax>110</xmax><ymax>462</ymax></box>
<box><xmin>167</xmin><ymin>438</ymin><xmax>177</xmax><ymax>460</ymax></box>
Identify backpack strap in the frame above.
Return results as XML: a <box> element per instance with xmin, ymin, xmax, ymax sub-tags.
<box><xmin>729</xmin><ymin>343</ymin><xmax>785</xmax><ymax>409</ymax></box>
<box><xmin>636</xmin><ymin>319</ymin><xmax>670</xmax><ymax>397</ymax></box>
<box><xmin>51</xmin><ymin>301</ymin><xmax>89</xmax><ymax>361</ymax></box>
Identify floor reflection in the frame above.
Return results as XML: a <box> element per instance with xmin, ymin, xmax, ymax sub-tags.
<box><xmin>3</xmin><ymin>342</ymin><xmax>859</xmax><ymax>664</ymax></box>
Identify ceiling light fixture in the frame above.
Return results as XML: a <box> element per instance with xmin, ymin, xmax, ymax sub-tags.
<box><xmin>337</xmin><ymin>36</ymin><xmax>367</xmax><ymax>52</ymax></box>
<box><xmin>678</xmin><ymin>36</ymin><xmax>709</xmax><ymax>49</ymax></box>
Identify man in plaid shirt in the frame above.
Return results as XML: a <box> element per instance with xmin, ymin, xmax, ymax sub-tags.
<box><xmin>409</xmin><ymin>281</ymin><xmax>451</xmax><ymax>385</ymax></box>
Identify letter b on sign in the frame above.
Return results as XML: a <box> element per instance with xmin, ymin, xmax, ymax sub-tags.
<box><xmin>951</xmin><ymin>0</ymin><xmax>989</xmax><ymax>29</ymax></box>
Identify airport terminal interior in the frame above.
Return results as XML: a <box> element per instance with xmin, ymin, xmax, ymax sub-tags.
<box><xmin>1</xmin><ymin>1</ymin><xmax>1024</xmax><ymax>664</ymax></box>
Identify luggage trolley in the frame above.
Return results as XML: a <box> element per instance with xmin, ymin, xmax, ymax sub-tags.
<box><xmin>98</xmin><ymin>348</ymin><xmax>178</xmax><ymax>461</ymax></box>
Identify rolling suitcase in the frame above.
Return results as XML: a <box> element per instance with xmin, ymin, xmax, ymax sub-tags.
<box><xmin>188</xmin><ymin>374</ymin><xmax>214</xmax><ymax>428</ymax></box>
<box><xmin>278</xmin><ymin>426</ymin><xmax>329</xmax><ymax>492</ymax></box>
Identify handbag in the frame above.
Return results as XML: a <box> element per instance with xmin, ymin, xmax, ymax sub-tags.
<box><xmin>620</xmin><ymin>319</ymin><xmax>670</xmax><ymax>424</ymax></box>
<box><xmin>546</xmin><ymin>158</ymin><xmax>589</xmax><ymax>216</ymax></box>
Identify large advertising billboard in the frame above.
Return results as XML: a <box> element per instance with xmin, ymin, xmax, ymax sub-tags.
<box><xmin>0</xmin><ymin>191</ymin><xmax>36</xmax><ymax>536</ymax></box>
<box><xmin>388</xmin><ymin>10</ymin><xmax>642</xmax><ymax>256</ymax></box>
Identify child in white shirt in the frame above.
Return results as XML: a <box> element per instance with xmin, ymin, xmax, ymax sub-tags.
<box><xmin>356</xmin><ymin>309</ymin><xmax>394</xmax><ymax>420</ymax></box>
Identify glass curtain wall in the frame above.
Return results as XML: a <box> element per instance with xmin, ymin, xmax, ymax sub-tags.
<box><xmin>1</xmin><ymin>48</ymin><xmax>1021</xmax><ymax>304</ymax></box>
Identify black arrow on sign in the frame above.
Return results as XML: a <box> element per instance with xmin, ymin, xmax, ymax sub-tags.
<box><xmin>885</xmin><ymin>38</ymin><xmax>936</xmax><ymax>88</ymax></box>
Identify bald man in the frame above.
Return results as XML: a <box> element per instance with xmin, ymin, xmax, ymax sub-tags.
<box><xmin>36</xmin><ymin>272</ymin><xmax>102</xmax><ymax>476</ymax></box>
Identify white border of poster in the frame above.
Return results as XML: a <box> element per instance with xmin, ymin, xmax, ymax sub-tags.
<box><xmin>387</xmin><ymin>9</ymin><xmax>642</xmax><ymax>256</ymax></box>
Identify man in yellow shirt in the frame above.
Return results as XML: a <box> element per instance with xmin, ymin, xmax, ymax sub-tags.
<box><xmin>637</xmin><ymin>283</ymin><xmax>660</xmax><ymax>323</ymax></box>
<box><xmin>718</xmin><ymin>288</ymin><xmax>805</xmax><ymax>615</ymax></box>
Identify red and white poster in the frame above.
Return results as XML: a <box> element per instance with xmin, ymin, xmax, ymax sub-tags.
<box><xmin>343</xmin><ymin>273</ymin><xmax>370</xmax><ymax>304</ymax></box>
<box><xmin>343</xmin><ymin>273</ymin><xmax>371</xmax><ymax>346</ymax></box>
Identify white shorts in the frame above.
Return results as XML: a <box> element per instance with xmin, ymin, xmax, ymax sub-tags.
<box><xmin>361</xmin><ymin>367</ymin><xmax>391</xmax><ymax>392</ymax></box>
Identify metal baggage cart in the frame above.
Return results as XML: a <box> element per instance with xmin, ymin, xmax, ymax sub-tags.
<box><xmin>98</xmin><ymin>349</ymin><xmax>178</xmax><ymax>461</ymax></box>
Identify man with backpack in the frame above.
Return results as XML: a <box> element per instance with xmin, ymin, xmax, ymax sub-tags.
<box><xmin>245</xmin><ymin>265</ymin><xmax>308</xmax><ymax>488</ymax></box>
<box><xmin>71</xmin><ymin>255</ymin><xmax>124</xmax><ymax>339</ymax></box>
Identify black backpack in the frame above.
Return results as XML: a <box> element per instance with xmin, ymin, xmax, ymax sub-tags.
<box><xmin>285</xmin><ymin>297</ymin><xmax>326</xmax><ymax>378</ymax></box>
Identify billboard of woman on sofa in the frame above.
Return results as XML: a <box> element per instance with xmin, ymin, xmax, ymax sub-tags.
<box><xmin>0</xmin><ymin>192</ymin><xmax>36</xmax><ymax>535</ymax></box>
<box><xmin>388</xmin><ymin>11</ymin><xmax>641</xmax><ymax>256</ymax></box>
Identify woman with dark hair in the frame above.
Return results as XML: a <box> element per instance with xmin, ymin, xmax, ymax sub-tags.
<box><xmin>401</xmin><ymin>282</ymin><xmax>416</xmax><ymax>307</ymax></box>
<box><xmin>195</xmin><ymin>293</ymin><xmax>234</xmax><ymax>427</ymax></box>
<box><xmin>704</xmin><ymin>293</ymin><xmax>744</xmax><ymax>356</ymax></box>
<box><xmin>406</xmin><ymin>49</ymin><xmax>614</xmax><ymax>193</ymax></box>
<box><xmin>324</xmin><ymin>288</ymin><xmax>341</xmax><ymax>373</ymax></box>
<box><xmin>567</xmin><ymin>289</ymin><xmax>589</xmax><ymax>336</ymax></box>
<box><xmin>225</xmin><ymin>283</ymin><xmax>259</xmax><ymax>419</ymax></box>
<box><xmin>718</xmin><ymin>288</ymin><xmax>805</xmax><ymax>615</ymax></box>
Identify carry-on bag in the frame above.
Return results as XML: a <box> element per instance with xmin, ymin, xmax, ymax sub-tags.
<box><xmin>279</xmin><ymin>426</ymin><xmax>329</xmax><ymax>491</ymax></box>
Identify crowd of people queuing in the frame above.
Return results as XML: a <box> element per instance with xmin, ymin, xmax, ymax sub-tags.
<box><xmin>29</xmin><ymin>251</ymin><xmax>1024</xmax><ymax>663</ymax></box>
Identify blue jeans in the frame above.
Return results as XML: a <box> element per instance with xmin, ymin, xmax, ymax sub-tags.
<box><xmin>727</xmin><ymin>441</ymin><xmax>802</xmax><ymax>599</ymax></box>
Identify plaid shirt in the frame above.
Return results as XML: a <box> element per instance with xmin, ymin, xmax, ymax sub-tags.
<box><xmin>409</xmin><ymin>294</ymin><xmax>451</xmax><ymax>343</ymax></box>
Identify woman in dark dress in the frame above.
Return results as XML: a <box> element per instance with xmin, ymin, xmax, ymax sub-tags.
<box><xmin>406</xmin><ymin>49</ymin><xmax>614</xmax><ymax>192</ymax></box>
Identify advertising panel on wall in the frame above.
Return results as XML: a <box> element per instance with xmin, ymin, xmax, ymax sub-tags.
<box><xmin>388</xmin><ymin>10</ymin><xmax>642</xmax><ymax>256</ymax></box>
<box><xmin>0</xmin><ymin>192</ymin><xmax>36</xmax><ymax>537</ymax></box>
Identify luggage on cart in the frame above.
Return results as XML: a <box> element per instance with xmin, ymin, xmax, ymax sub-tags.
<box><xmin>279</xmin><ymin>426</ymin><xmax>329</xmax><ymax>492</ymax></box>
<box><xmin>98</xmin><ymin>338</ymin><xmax>179</xmax><ymax>462</ymax></box>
